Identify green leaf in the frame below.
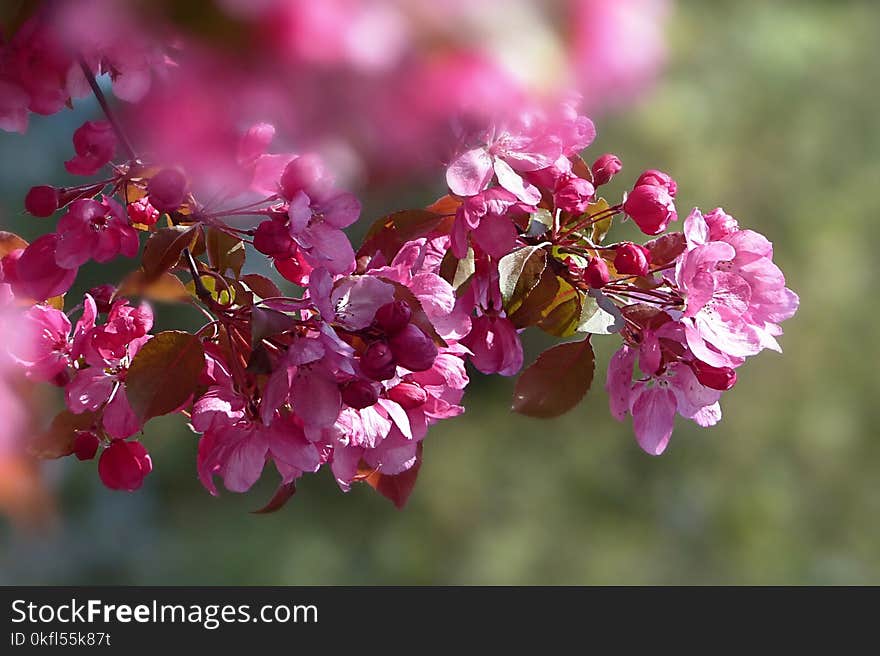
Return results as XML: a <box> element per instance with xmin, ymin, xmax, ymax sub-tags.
<box><xmin>141</xmin><ymin>225</ymin><xmax>198</xmax><ymax>280</ymax></box>
<box><xmin>537</xmin><ymin>278</ymin><xmax>583</xmax><ymax>337</ymax></box>
<box><xmin>126</xmin><ymin>331</ymin><xmax>206</xmax><ymax>423</ymax></box>
<box><xmin>508</xmin><ymin>268</ymin><xmax>561</xmax><ymax>329</ymax></box>
<box><xmin>498</xmin><ymin>244</ymin><xmax>549</xmax><ymax>304</ymax></box>
<box><xmin>577</xmin><ymin>290</ymin><xmax>624</xmax><ymax>334</ymax></box>
<box><xmin>206</xmin><ymin>228</ymin><xmax>246</xmax><ymax>278</ymax></box>
<box><xmin>512</xmin><ymin>338</ymin><xmax>595</xmax><ymax>419</ymax></box>
<box><xmin>589</xmin><ymin>199</ymin><xmax>614</xmax><ymax>243</ymax></box>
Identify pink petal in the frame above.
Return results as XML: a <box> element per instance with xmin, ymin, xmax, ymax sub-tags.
<box><xmin>606</xmin><ymin>346</ymin><xmax>636</xmax><ymax>420</ymax></box>
<box><xmin>630</xmin><ymin>384</ymin><xmax>677</xmax><ymax>456</ymax></box>
<box><xmin>493</xmin><ymin>158</ymin><xmax>541</xmax><ymax>204</ymax></box>
<box><xmin>446</xmin><ymin>147</ymin><xmax>493</xmax><ymax>197</ymax></box>
<box><xmin>291</xmin><ymin>371</ymin><xmax>341</xmax><ymax>427</ymax></box>
<box><xmin>66</xmin><ymin>369</ymin><xmax>114</xmax><ymax>414</ymax></box>
<box><xmin>103</xmin><ymin>387</ymin><xmax>142</xmax><ymax>439</ymax></box>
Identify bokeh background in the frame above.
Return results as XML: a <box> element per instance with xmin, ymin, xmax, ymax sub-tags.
<box><xmin>1</xmin><ymin>0</ymin><xmax>878</xmax><ymax>584</ymax></box>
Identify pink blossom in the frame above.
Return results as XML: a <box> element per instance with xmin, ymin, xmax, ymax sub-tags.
<box><xmin>14</xmin><ymin>234</ymin><xmax>78</xmax><ymax>301</ymax></box>
<box><xmin>676</xmin><ymin>208</ymin><xmax>799</xmax><ymax>366</ymax></box>
<box><xmin>11</xmin><ymin>305</ymin><xmax>74</xmax><ymax>383</ymax></box>
<box><xmin>64</xmin><ymin>121</ymin><xmax>117</xmax><ymax>176</ymax></box>
<box><xmin>461</xmin><ymin>314</ymin><xmax>523</xmax><ymax>376</ymax></box>
<box><xmin>451</xmin><ymin>188</ymin><xmax>532</xmax><ymax>259</ymax></box>
<box><xmin>55</xmin><ymin>197</ymin><xmax>139</xmax><ymax>269</ymax></box>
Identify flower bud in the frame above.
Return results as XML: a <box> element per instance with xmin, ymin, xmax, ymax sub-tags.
<box><xmin>591</xmin><ymin>153</ymin><xmax>622</xmax><ymax>186</ymax></box>
<box><xmin>98</xmin><ymin>439</ymin><xmax>152</xmax><ymax>492</ymax></box>
<box><xmin>635</xmin><ymin>169</ymin><xmax>677</xmax><ymax>197</ymax></box>
<box><xmin>388</xmin><ymin>324</ymin><xmax>438</xmax><ymax>372</ymax></box>
<box><xmin>281</xmin><ymin>154</ymin><xmax>328</xmax><ymax>201</ymax></box>
<box><xmin>127</xmin><ymin>197</ymin><xmax>160</xmax><ymax>226</ymax></box>
<box><xmin>73</xmin><ymin>432</ymin><xmax>100</xmax><ymax>461</ymax></box>
<box><xmin>374</xmin><ymin>300</ymin><xmax>412</xmax><ymax>335</ymax></box>
<box><xmin>25</xmin><ymin>185</ymin><xmax>59</xmax><ymax>217</ymax></box>
<box><xmin>87</xmin><ymin>284</ymin><xmax>116</xmax><ymax>313</ymax></box>
<box><xmin>623</xmin><ymin>184</ymin><xmax>677</xmax><ymax>235</ymax></box>
<box><xmin>554</xmin><ymin>176</ymin><xmax>595</xmax><ymax>214</ymax></box>
<box><xmin>341</xmin><ymin>379</ymin><xmax>380</xmax><ymax>409</ymax></box>
<box><xmin>690</xmin><ymin>360</ymin><xmax>737</xmax><ymax>391</ymax></box>
<box><xmin>585</xmin><ymin>256</ymin><xmax>610</xmax><ymax>288</ymax></box>
<box><xmin>274</xmin><ymin>251</ymin><xmax>313</xmax><ymax>286</ymax></box>
<box><xmin>614</xmin><ymin>242</ymin><xmax>652</xmax><ymax>277</ymax></box>
<box><xmin>387</xmin><ymin>382</ymin><xmax>428</xmax><ymax>409</ymax></box>
<box><xmin>253</xmin><ymin>219</ymin><xmax>294</xmax><ymax>257</ymax></box>
<box><xmin>147</xmin><ymin>168</ymin><xmax>188</xmax><ymax>212</ymax></box>
<box><xmin>360</xmin><ymin>341</ymin><xmax>397</xmax><ymax>381</ymax></box>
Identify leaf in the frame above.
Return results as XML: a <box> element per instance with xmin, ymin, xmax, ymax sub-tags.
<box><xmin>577</xmin><ymin>290</ymin><xmax>624</xmax><ymax>335</ymax></box>
<box><xmin>185</xmin><ymin>275</ymin><xmax>235</xmax><ymax>305</ymax></box>
<box><xmin>537</xmin><ymin>278</ymin><xmax>582</xmax><ymax>337</ymax></box>
<box><xmin>117</xmin><ymin>270</ymin><xmax>191</xmax><ymax>303</ymax></box>
<box><xmin>206</xmin><ymin>228</ymin><xmax>246</xmax><ymax>278</ymax></box>
<box><xmin>497</xmin><ymin>244</ymin><xmax>549</xmax><ymax>304</ymax></box>
<box><xmin>126</xmin><ymin>331</ymin><xmax>206</xmax><ymax>423</ymax></box>
<box><xmin>141</xmin><ymin>225</ymin><xmax>198</xmax><ymax>280</ymax></box>
<box><xmin>512</xmin><ymin>338</ymin><xmax>595</xmax><ymax>419</ymax></box>
<box><xmin>241</xmin><ymin>273</ymin><xmax>282</xmax><ymax>300</ymax></box>
<box><xmin>645</xmin><ymin>232</ymin><xmax>686</xmax><ymax>267</ymax></box>
<box><xmin>439</xmin><ymin>248</ymin><xmax>475</xmax><ymax>290</ymax></box>
<box><xmin>357</xmin><ymin>210</ymin><xmax>452</xmax><ymax>262</ymax></box>
<box><xmin>361</xmin><ymin>444</ymin><xmax>423</xmax><ymax>510</ymax></box>
<box><xmin>528</xmin><ymin>208</ymin><xmax>554</xmax><ymax>235</ymax></box>
<box><xmin>507</xmin><ymin>268</ymin><xmax>561</xmax><ymax>329</ymax></box>
<box><xmin>0</xmin><ymin>231</ymin><xmax>27</xmax><ymax>257</ymax></box>
<box><xmin>425</xmin><ymin>194</ymin><xmax>461</xmax><ymax>215</ymax></box>
<box><xmin>589</xmin><ymin>199</ymin><xmax>614</xmax><ymax>243</ymax></box>
<box><xmin>30</xmin><ymin>410</ymin><xmax>96</xmax><ymax>459</ymax></box>
<box><xmin>252</xmin><ymin>482</ymin><xmax>297</xmax><ymax>514</ymax></box>
<box><xmin>46</xmin><ymin>295</ymin><xmax>65</xmax><ymax>311</ymax></box>
<box><xmin>251</xmin><ymin>306</ymin><xmax>298</xmax><ymax>345</ymax></box>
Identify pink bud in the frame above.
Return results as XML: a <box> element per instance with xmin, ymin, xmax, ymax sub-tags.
<box><xmin>360</xmin><ymin>341</ymin><xmax>397</xmax><ymax>381</ymax></box>
<box><xmin>635</xmin><ymin>169</ymin><xmax>677</xmax><ymax>197</ymax></box>
<box><xmin>554</xmin><ymin>176</ymin><xmax>595</xmax><ymax>214</ymax></box>
<box><xmin>87</xmin><ymin>284</ymin><xmax>116</xmax><ymax>313</ymax></box>
<box><xmin>127</xmin><ymin>197</ymin><xmax>160</xmax><ymax>226</ymax></box>
<box><xmin>73</xmin><ymin>432</ymin><xmax>100</xmax><ymax>461</ymax></box>
<box><xmin>280</xmin><ymin>155</ymin><xmax>328</xmax><ymax>201</ymax></box>
<box><xmin>374</xmin><ymin>300</ymin><xmax>412</xmax><ymax>335</ymax></box>
<box><xmin>388</xmin><ymin>324</ymin><xmax>438</xmax><ymax>372</ymax></box>
<box><xmin>64</xmin><ymin>121</ymin><xmax>117</xmax><ymax>176</ymax></box>
<box><xmin>25</xmin><ymin>185</ymin><xmax>59</xmax><ymax>217</ymax></box>
<box><xmin>274</xmin><ymin>251</ymin><xmax>313</xmax><ymax>286</ymax></box>
<box><xmin>591</xmin><ymin>153</ymin><xmax>622</xmax><ymax>186</ymax></box>
<box><xmin>585</xmin><ymin>256</ymin><xmax>610</xmax><ymax>288</ymax></box>
<box><xmin>387</xmin><ymin>382</ymin><xmax>428</xmax><ymax>409</ymax></box>
<box><xmin>690</xmin><ymin>360</ymin><xmax>737</xmax><ymax>391</ymax></box>
<box><xmin>147</xmin><ymin>168</ymin><xmax>188</xmax><ymax>212</ymax></box>
<box><xmin>98</xmin><ymin>439</ymin><xmax>152</xmax><ymax>492</ymax></box>
<box><xmin>254</xmin><ymin>219</ymin><xmax>295</xmax><ymax>257</ymax></box>
<box><xmin>614</xmin><ymin>242</ymin><xmax>651</xmax><ymax>277</ymax></box>
<box><xmin>341</xmin><ymin>379</ymin><xmax>380</xmax><ymax>409</ymax></box>
<box><xmin>623</xmin><ymin>184</ymin><xmax>677</xmax><ymax>235</ymax></box>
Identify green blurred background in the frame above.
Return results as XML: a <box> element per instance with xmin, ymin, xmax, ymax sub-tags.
<box><xmin>1</xmin><ymin>0</ymin><xmax>878</xmax><ymax>584</ymax></box>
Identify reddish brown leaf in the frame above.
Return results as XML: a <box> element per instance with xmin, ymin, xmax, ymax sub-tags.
<box><xmin>362</xmin><ymin>444</ymin><xmax>423</xmax><ymax>509</ymax></box>
<box><xmin>252</xmin><ymin>482</ymin><xmax>297</xmax><ymax>514</ymax></box>
<box><xmin>512</xmin><ymin>337</ymin><xmax>595</xmax><ymax>418</ymax></box>
<box><xmin>206</xmin><ymin>227</ymin><xmax>245</xmax><ymax>278</ymax></box>
<box><xmin>0</xmin><ymin>231</ymin><xmax>27</xmax><ymax>258</ymax></box>
<box><xmin>241</xmin><ymin>273</ymin><xmax>282</xmax><ymax>300</ymax></box>
<box><xmin>29</xmin><ymin>410</ymin><xmax>96</xmax><ymax>460</ymax></box>
<box><xmin>141</xmin><ymin>225</ymin><xmax>199</xmax><ymax>280</ymax></box>
<box><xmin>116</xmin><ymin>270</ymin><xmax>191</xmax><ymax>303</ymax></box>
<box><xmin>126</xmin><ymin>331</ymin><xmax>206</xmax><ymax>422</ymax></box>
<box><xmin>645</xmin><ymin>231</ymin><xmax>686</xmax><ymax>267</ymax></box>
<box><xmin>357</xmin><ymin>210</ymin><xmax>452</xmax><ymax>262</ymax></box>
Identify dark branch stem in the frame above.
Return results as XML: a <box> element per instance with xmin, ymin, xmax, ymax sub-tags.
<box><xmin>78</xmin><ymin>58</ymin><xmax>137</xmax><ymax>161</ymax></box>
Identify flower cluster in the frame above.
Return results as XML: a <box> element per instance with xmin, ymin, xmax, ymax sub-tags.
<box><xmin>0</xmin><ymin>0</ymin><xmax>795</xmax><ymax>510</ymax></box>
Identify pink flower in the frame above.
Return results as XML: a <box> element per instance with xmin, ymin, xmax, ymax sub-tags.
<box><xmin>676</xmin><ymin>208</ymin><xmax>799</xmax><ymax>366</ymax></box>
<box><xmin>55</xmin><ymin>197</ymin><xmax>139</xmax><ymax>269</ymax></box>
<box><xmin>126</xmin><ymin>197</ymin><xmax>160</xmax><ymax>226</ymax></box>
<box><xmin>11</xmin><ymin>305</ymin><xmax>73</xmax><ymax>382</ymax></box>
<box><xmin>461</xmin><ymin>314</ymin><xmax>523</xmax><ymax>376</ymax></box>
<box><xmin>451</xmin><ymin>188</ymin><xmax>529</xmax><ymax>259</ymax></box>
<box><xmin>14</xmin><ymin>234</ymin><xmax>78</xmax><ymax>301</ymax></box>
<box><xmin>98</xmin><ymin>439</ymin><xmax>152</xmax><ymax>492</ymax></box>
<box><xmin>64</xmin><ymin>121</ymin><xmax>117</xmax><ymax>176</ymax></box>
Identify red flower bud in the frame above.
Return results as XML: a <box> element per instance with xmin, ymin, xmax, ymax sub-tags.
<box><xmin>274</xmin><ymin>250</ymin><xmax>313</xmax><ymax>286</ymax></box>
<box><xmin>623</xmin><ymin>183</ymin><xmax>677</xmax><ymax>236</ymax></box>
<box><xmin>253</xmin><ymin>219</ymin><xmax>294</xmax><ymax>257</ymax></box>
<box><xmin>388</xmin><ymin>324</ymin><xmax>438</xmax><ymax>372</ymax></box>
<box><xmin>341</xmin><ymin>379</ymin><xmax>380</xmax><ymax>409</ymax></box>
<box><xmin>25</xmin><ymin>185</ymin><xmax>59</xmax><ymax>217</ymax></box>
<box><xmin>360</xmin><ymin>341</ymin><xmax>397</xmax><ymax>381</ymax></box>
<box><xmin>73</xmin><ymin>432</ymin><xmax>100</xmax><ymax>461</ymax></box>
<box><xmin>127</xmin><ymin>197</ymin><xmax>160</xmax><ymax>226</ymax></box>
<box><xmin>87</xmin><ymin>284</ymin><xmax>116</xmax><ymax>313</ymax></box>
<box><xmin>374</xmin><ymin>300</ymin><xmax>412</xmax><ymax>335</ymax></box>
<box><xmin>554</xmin><ymin>176</ymin><xmax>595</xmax><ymax>214</ymax></box>
<box><xmin>690</xmin><ymin>360</ymin><xmax>737</xmax><ymax>391</ymax></box>
<box><xmin>147</xmin><ymin>168</ymin><xmax>188</xmax><ymax>212</ymax></box>
<box><xmin>98</xmin><ymin>439</ymin><xmax>152</xmax><ymax>492</ymax></box>
<box><xmin>387</xmin><ymin>382</ymin><xmax>428</xmax><ymax>409</ymax></box>
<box><xmin>591</xmin><ymin>153</ymin><xmax>622</xmax><ymax>186</ymax></box>
<box><xmin>614</xmin><ymin>242</ymin><xmax>651</xmax><ymax>277</ymax></box>
<box><xmin>635</xmin><ymin>169</ymin><xmax>677</xmax><ymax>197</ymax></box>
<box><xmin>585</xmin><ymin>256</ymin><xmax>610</xmax><ymax>288</ymax></box>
